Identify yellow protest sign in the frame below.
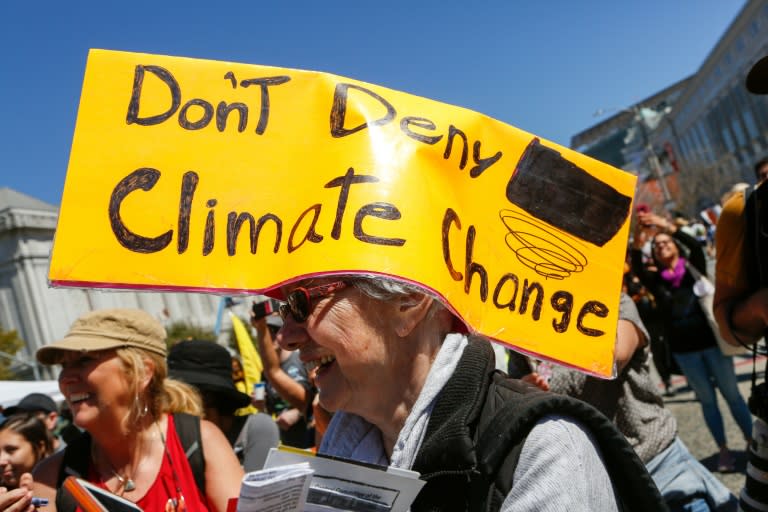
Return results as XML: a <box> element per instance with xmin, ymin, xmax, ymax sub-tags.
<box><xmin>50</xmin><ymin>49</ymin><xmax>636</xmax><ymax>378</ymax></box>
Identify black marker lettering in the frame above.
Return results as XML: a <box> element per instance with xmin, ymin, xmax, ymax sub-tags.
<box><xmin>551</xmin><ymin>291</ymin><xmax>573</xmax><ymax>333</ymax></box>
<box><xmin>400</xmin><ymin>116</ymin><xmax>442</xmax><ymax>145</ymax></box>
<box><xmin>469</xmin><ymin>140</ymin><xmax>502</xmax><ymax>178</ymax></box>
<box><xmin>330</xmin><ymin>83</ymin><xmax>396</xmax><ymax>138</ymax></box>
<box><xmin>226</xmin><ymin>212</ymin><xmax>283</xmax><ymax>255</ymax></box>
<box><xmin>444</xmin><ymin>125</ymin><xmax>469</xmax><ymax>169</ymax></box>
<box><xmin>519</xmin><ymin>280</ymin><xmax>543</xmax><ymax>320</ymax></box>
<box><xmin>492</xmin><ymin>273</ymin><xmax>520</xmax><ymax>311</ymax></box>
<box><xmin>239</xmin><ymin>76</ymin><xmax>291</xmax><ymax>135</ymax></box>
<box><xmin>126</xmin><ymin>65</ymin><xmax>181</xmax><ymax>126</ymax></box>
<box><xmin>577</xmin><ymin>300</ymin><xmax>608</xmax><ymax>336</ymax></box>
<box><xmin>325</xmin><ymin>168</ymin><xmax>379</xmax><ymax>240</ymax></box>
<box><xmin>216</xmin><ymin>101</ymin><xmax>248</xmax><ymax>132</ymax></box>
<box><xmin>178</xmin><ymin>99</ymin><xmax>214</xmax><ymax>130</ymax></box>
<box><xmin>288</xmin><ymin>204</ymin><xmax>324</xmax><ymax>253</ymax></box>
<box><xmin>203</xmin><ymin>199</ymin><xmax>217</xmax><ymax>256</ymax></box>
<box><xmin>109</xmin><ymin>168</ymin><xmax>172</xmax><ymax>253</ymax></box>
<box><xmin>441</xmin><ymin>208</ymin><xmax>463</xmax><ymax>281</ymax></box>
<box><xmin>464</xmin><ymin>225</ymin><xmax>488</xmax><ymax>301</ymax></box>
<box><xmin>177</xmin><ymin>171</ymin><xmax>198</xmax><ymax>254</ymax></box>
<box><xmin>353</xmin><ymin>203</ymin><xmax>405</xmax><ymax>246</ymax></box>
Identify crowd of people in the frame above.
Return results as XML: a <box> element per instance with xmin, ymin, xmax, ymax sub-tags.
<box><xmin>1</xmin><ymin>55</ymin><xmax>768</xmax><ymax>512</ymax></box>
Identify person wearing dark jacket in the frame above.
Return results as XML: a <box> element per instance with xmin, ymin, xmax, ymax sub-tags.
<box><xmin>167</xmin><ymin>339</ymin><xmax>280</xmax><ymax>471</ymax></box>
<box><xmin>631</xmin><ymin>211</ymin><xmax>752</xmax><ymax>473</ymax></box>
<box><xmin>511</xmin><ymin>293</ymin><xmax>736</xmax><ymax>511</ymax></box>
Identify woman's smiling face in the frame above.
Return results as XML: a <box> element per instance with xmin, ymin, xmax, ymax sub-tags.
<box><xmin>277</xmin><ymin>280</ymin><xmax>394</xmax><ymax>415</ymax></box>
<box><xmin>57</xmin><ymin>349</ymin><xmax>132</xmax><ymax>430</ymax></box>
<box><xmin>0</xmin><ymin>429</ymin><xmax>39</xmax><ymax>489</ymax></box>
<box><xmin>653</xmin><ymin>234</ymin><xmax>678</xmax><ymax>265</ymax></box>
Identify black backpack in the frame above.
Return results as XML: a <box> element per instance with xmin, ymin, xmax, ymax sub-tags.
<box><xmin>410</xmin><ymin>338</ymin><xmax>668</xmax><ymax>512</ymax></box>
<box><xmin>55</xmin><ymin>413</ymin><xmax>205</xmax><ymax>512</ymax></box>
<box><xmin>474</xmin><ymin>373</ymin><xmax>668</xmax><ymax>512</ymax></box>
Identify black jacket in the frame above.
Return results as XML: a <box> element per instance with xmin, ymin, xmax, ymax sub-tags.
<box><xmin>410</xmin><ymin>337</ymin><xmax>666</xmax><ymax>512</ymax></box>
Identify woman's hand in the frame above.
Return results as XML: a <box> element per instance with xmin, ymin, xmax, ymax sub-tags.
<box><xmin>276</xmin><ymin>408</ymin><xmax>302</xmax><ymax>431</ymax></box>
<box><xmin>637</xmin><ymin>212</ymin><xmax>675</xmax><ymax>234</ymax></box>
<box><xmin>0</xmin><ymin>476</ymin><xmax>34</xmax><ymax>512</ymax></box>
<box><xmin>521</xmin><ymin>373</ymin><xmax>550</xmax><ymax>391</ymax></box>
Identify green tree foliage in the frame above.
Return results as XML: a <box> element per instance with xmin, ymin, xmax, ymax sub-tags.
<box><xmin>165</xmin><ymin>321</ymin><xmax>216</xmax><ymax>348</ymax></box>
<box><xmin>0</xmin><ymin>325</ymin><xmax>25</xmax><ymax>380</ymax></box>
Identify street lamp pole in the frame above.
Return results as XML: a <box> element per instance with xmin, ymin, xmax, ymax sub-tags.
<box><xmin>0</xmin><ymin>349</ymin><xmax>41</xmax><ymax>380</ymax></box>
<box><xmin>594</xmin><ymin>105</ymin><xmax>675</xmax><ymax>210</ymax></box>
<box><xmin>632</xmin><ymin>105</ymin><xmax>675</xmax><ymax>210</ymax></box>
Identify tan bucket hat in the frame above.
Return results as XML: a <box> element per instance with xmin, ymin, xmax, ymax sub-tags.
<box><xmin>37</xmin><ymin>308</ymin><xmax>167</xmax><ymax>365</ymax></box>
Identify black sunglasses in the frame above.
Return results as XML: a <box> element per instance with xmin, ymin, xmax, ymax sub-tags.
<box><xmin>279</xmin><ymin>281</ymin><xmax>348</xmax><ymax>323</ymax></box>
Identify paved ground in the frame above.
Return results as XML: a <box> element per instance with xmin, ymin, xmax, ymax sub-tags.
<box><xmin>660</xmin><ymin>352</ymin><xmax>766</xmax><ymax>497</ymax></box>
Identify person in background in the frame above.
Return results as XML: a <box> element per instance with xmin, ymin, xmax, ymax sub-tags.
<box><xmin>753</xmin><ymin>156</ymin><xmax>768</xmax><ymax>186</ymax></box>
<box><xmin>0</xmin><ymin>308</ymin><xmax>243</xmax><ymax>512</ymax></box>
<box><xmin>0</xmin><ymin>414</ymin><xmax>53</xmax><ymax>491</ymax></box>
<box><xmin>271</xmin><ymin>275</ymin><xmax>665</xmax><ymax>510</ymax></box>
<box><xmin>167</xmin><ymin>339</ymin><xmax>280</xmax><ymax>470</ymax></box>
<box><xmin>713</xmin><ymin>55</ymin><xmax>768</xmax><ymax>512</ymax></box>
<box><xmin>624</xmin><ymin>256</ymin><xmax>676</xmax><ymax>396</ymax></box>
<box><xmin>55</xmin><ymin>403</ymin><xmax>82</xmax><ymax>446</ymax></box>
<box><xmin>511</xmin><ymin>293</ymin><xmax>737</xmax><ymax>511</ymax></box>
<box><xmin>632</xmin><ymin>210</ymin><xmax>753</xmax><ymax>473</ymax></box>
<box><xmin>5</xmin><ymin>393</ymin><xmax>64</xmax><ymax>452</ymax></box>
<box><xmin>250</xmin><ymin>310</ymin><xmax>315</xmax><ymax>449</ymax></box>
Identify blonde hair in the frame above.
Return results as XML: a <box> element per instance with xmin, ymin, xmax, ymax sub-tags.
<box><xmin>115</xmin><ymin>347</ymin><xmax>203</xmax><ymax>431</ymax></box>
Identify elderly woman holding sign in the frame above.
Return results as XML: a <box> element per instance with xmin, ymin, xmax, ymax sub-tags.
<box><xmin>272</xmin><ymin>275</ymin><xmax>664</xmax><ymax>511</ymax></box>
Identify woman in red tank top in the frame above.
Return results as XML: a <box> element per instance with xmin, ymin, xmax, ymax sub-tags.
<box><xmin>1</xmin><ymin>309</ymin><xmax>244</xmax><ymax>512</ymax></box>
<box><xmin>85</xmin><ymin>415</ymin><xmax>209</xmax><ymax>511</ymax></box>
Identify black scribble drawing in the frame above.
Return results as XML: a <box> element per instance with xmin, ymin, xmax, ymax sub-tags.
<box><xmin>500</xmin><ymin>209</ymin><xmax>587</xmax><ymax>280</ymax></box>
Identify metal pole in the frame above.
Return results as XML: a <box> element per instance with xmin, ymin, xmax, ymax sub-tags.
<box><xmin>0</xmin><ymin>349</ymin><xmax>41</xmax><ymax>380</ymax></box>
<box><xmin>634</xmin><ymin>106</ymin><xmax>674</xmax><ymax>209</ymax></box>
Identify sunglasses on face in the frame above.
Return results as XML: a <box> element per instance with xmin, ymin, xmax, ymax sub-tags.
<box><xmin>278</xmin><ymin>281</ymin><xmax>348</xmax><ymax>323</ymax></box>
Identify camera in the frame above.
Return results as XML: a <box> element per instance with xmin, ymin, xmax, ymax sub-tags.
<box><xmin>749</xmin><ymin>382</ymin><xmax>768</xmax><ymax>422</ymax></box>
<box><xmin>252</xmin><ymin>298</ymin><xmax>279</xmax><ymax>320</ymax></box>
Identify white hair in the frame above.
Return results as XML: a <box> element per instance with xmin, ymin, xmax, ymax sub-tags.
<box><xmin>346</xmin><ymin>275</ymin><xmax>447</xmax><ymax>319</ymax></box>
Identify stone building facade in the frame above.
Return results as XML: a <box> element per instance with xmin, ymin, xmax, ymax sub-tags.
<box><xmin>0</xmin><ymin>187</ymin><xmax>238</xmax><ymax>380</ymax></box>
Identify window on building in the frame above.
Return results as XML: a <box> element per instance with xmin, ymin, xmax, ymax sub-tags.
<box><xmin>732</xmin><ymin>118</ymin><xmax>747</xmax><ymax>147</ymax></box>
<box><xmin>744</xmin><ymin>110</ymin><xmax>759</xmax><ymax>139</ymax></box>
<box><xmin>697</xmin><ymin>122</ymin><xmax>714</xmax><ymax>162</ymax></box>
<box><xmin>679</xmin><ymin>133</ymin><xmax>692</xmax><ymax>164</ymax></box>
<box><xmin>722</xmin><ymin>126</ymin><xmax>735</xmax><ymax>152</ymax></box>
<box><xmin>688</xmin><ymin>129</ymin><xmax>703</xmax><ymax>165</ymax></box>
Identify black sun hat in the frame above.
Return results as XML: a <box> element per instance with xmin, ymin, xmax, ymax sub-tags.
<box><xmin>747</xmin><ymin>56</ymin><xmax>768</xmax><ymax>94</ymax></box>
<box><xmin>4</xmin><ymin>392</ymin><xmax>58</xmax><ymax>416</ymax></box>
<box><xmin>167</xmin><ymin>340</ymin><xmax>251</xmax><ymax>411</ymax></box>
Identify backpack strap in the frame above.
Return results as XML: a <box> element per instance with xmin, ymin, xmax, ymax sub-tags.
<box><xmin>174</xmin><ymin>412</ymin><xmax>206</xmax><ymax>497</ymax></box>
<box><xmin>55</xmin><ymin>431</ymin><xmax>92</xmax><ymax>512</ymax></box>
<box><xmin>474</xmin><ymin>375</ymin><xmax>668</xmax><ymax>512</ymax></box>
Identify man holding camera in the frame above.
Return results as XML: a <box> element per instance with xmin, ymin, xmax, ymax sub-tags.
<box><xmin>714</xmin><ymin>55</ymin><xmax>768</xmax><ymax>512</ymax></box>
